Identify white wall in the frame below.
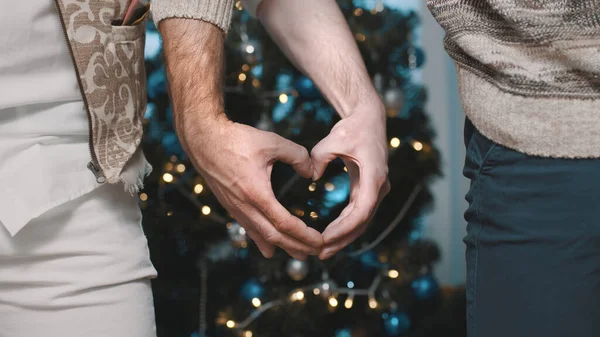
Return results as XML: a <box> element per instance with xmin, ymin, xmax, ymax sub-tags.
<box><xmin>419</xmin><ymin>5</ymin><xmax>469</xmax><ymax>286</ymax></box>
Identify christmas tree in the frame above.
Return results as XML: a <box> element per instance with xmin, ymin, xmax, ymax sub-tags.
<box><xmin>141</xmin><ymin>1</ymin><xmax>445</xmax><ymax>336</ymax></box>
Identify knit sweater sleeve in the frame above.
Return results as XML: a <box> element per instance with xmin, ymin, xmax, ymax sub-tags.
<box><xmin>151</xmin><ymin>0</ymin><xmax>235</xmax><ymax>32</ymax></box>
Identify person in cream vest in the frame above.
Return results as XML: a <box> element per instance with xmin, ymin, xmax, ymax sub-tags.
<box><xmin>0</xmin><ymin>0</ymin><xmax>389</xmax><ymax>336</ymax></box>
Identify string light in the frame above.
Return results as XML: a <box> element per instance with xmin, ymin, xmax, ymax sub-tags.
<box><xmin>388</xmin><ymin>269</ymin><xmax>399</xmax><ymax>279</ymax></box>
<box><xmin>167</xmin><ymin>211</ymin><xmax>173</xmax><ymax>216</ymax></box>
<box><xmin>194</xmin><ymin>184</ymin><xmax>204</xmax><ymax>194</ymax></box>
<box><xmin>344</xmin><ymin>293</ymin><xmax>354</xmax><ymax>309</ymax></box>
<box><xmin>308</xmin><ymin>182</ymin><xmax>317</xmax><ymax>191</ymax></box>
<box><xmin>369</xmin><ymin>298</ymin><xmax>378</xmax><ymax>309</ymax></box>
<box><xmin>310</xmin><ymin>211</ymin><xmax>318</xmax><ymax>219</ymax></box>
<box><xmin>202</xmin><ymin>206</ymin><xmax>211</xmax><ymax>215</ymax></box>
<box><xmin>162</xmin><ymin>173</ymin><xmax>174</xmax><ymax>183</ymax></box>
<box><xmin>252</xmin><ymin>79</ymin><xmax>261</xmax><ymax>88</ymax></box>
<box><xmin>238</xmin><ymin>73</ymin><xmax>247</xmax><ymax>82</ymax></box>
<box><xmin>165</xmin><ymin>162</ymin><xmax>174</xmax><ymax>171</ymax></box>
<box><xmin>324</xmin><ymin>182</ymin><xmax>335</xmax><ymax>191</ymax></box>
<box><xmin>355</xmin><ymin>33</ymin><xmax>366</xmax><ymax>42</ymax></box>
<box><xmin>353</xmin><ymin>8</ymin><xmax>363</xmax><ymax>16</ymax></box>
<box><xmin>328</xmin><ymin>296</ymin><xmax>338</xmax><ymax>307</ymax></box>
<box><xmin>245</xmin><ymin>45</ymin><xmax>255</xmax><ymax>54</ymax></box>
<box><xmin>252</xmin><ymin>298</ymin><xmax>261</xmax><ymax>307</ymax></box>
<box><xmin>139</xmin><ymin>193</ymin><xmax>148</xmax><ymax>201</ymax></box>
<box><xmin>235</xmin><ymin>0</ymin><xmax>243</xmax><ymax>10</ymax></box>
<box><xmin>279</xmin><ymin>94</ymin><xmax>289</xmax><ymax>104</ymax></box>
<box><xmin>347</xmin><ymin>281</ymin><xmax>354</xmax><ymax>288</ymax></box>
<box><xmin>176</xmin><ymin>163</ymin><xmax>186</xmax><ymax>173</ymax></box>
<box><xmin>390</xmin><ymin>137</ymin><xmax>401</xmax><ymax>148</ymax></box>
<box><xmin>322</xmin><ymin>283</ymin><xmax>330</xmax><ymax>291</ymax></box>
<box><xmin>413</xmin><ymin>141</ymin><xmax>423</xmax><ymax>151</ymax></box>
<box><xmin>343</xmin><ymin>166</ymin><xmax>348</xmax><ymax>172</ymax></box>
<box><xmin>243</xmin><ymin>331</ymin><xmax>253</xmax><ymax>337</ymax></box>
<box><xmin>226</xmin><ymin>320</ymin><xmax>236</xmax><ymax>328</ymax></box>
<box><xmin>170</xmin><ymin>155</ymin><xmax>178</xmax><ymax>162</ymax></box>
<box><xmin>242</xmin><ymin>64</ymin><xmax>250</xmax><ymax>71</ymax></box>
<box><xmin>291</xmin><ymin>290</ymin><xmax>305</xmax><ymax>301</ymax></box>
<box><xmin>313</xmin><ymin>288</ymin><xmax>321</xmax><ymax>295</ymax></box>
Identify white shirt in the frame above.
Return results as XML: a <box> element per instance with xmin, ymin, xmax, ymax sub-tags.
<box><xmin>0</xmin><ymin>0</ymin><xmax>100</xmax><ymax>236</ymax></box>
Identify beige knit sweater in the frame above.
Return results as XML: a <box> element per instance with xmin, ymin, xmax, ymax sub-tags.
<box><xmin>153</xmin><ymin>0</ymin><xmax>600</xmax><ymax>158</ymax></box>
<box><xmin>427</xmin><ymin>0</ymin><xmax>600</xmax><ymax>158</ymax></box>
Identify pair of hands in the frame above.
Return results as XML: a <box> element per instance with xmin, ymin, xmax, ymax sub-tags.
<box><xmin>177</xmin><ymin>103</ymin><xmax>390</xmax><ymax>261</ymax></box>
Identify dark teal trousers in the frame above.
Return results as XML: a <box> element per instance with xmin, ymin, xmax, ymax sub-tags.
<box><xmin>463</xmin><ymin>118</ymin><xmax>600</xmax><ymax>337</ymax></box>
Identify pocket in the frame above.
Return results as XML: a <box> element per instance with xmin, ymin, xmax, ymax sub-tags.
<box><xmin>110</xmin><ymin>19</ymin><xmax>148</xmax><ymax>125</ymax></box>
<box><xmin>463</xmin><ymin>118</ymin><xmax>499</xmax><ymax>178</ymax></box>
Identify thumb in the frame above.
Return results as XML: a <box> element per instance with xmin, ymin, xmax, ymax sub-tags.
<box><xmin>310</xmin><ymin>135</ymin><xmax>341</xmax><ymax>181</ymax></box>
<box><xmin>269</xmin><ymin>135</ymin><xmax>314</xmax><ymax>179</ymax></box>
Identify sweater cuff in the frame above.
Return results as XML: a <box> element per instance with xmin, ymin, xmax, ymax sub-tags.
<box><xmin>151</xmin><ymin>0</ymin><xmax>235</xmax><ymax>32</ymax></box>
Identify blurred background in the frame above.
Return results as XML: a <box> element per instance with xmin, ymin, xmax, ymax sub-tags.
<box><xmin>141</xmin><ymin>0</ymin><xmax>468</xmax><ymax>336</ymax></box>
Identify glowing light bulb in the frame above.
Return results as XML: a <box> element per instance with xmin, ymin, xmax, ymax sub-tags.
<box><xmin>388</xmin><ymin>269</ymin><xmax>399</xmax><ymax>279</ymax></box>
<box><xmin>324</xmin><ymin>182</ymin><xmax>335</xmax><ymax>191</ymax></box>
<box><xmin>245</xmin><ymin>45</ymin><xmax>255</xmax><ymax>54</ymax></box>
<box><xmin>413</xmin><ymin>141</ymin><xmax>423</xmax><ymax>151</ymax></box>
<box><xmin>279</xmin><ymin>94</ymin><xmax>289</xmax><ymax>104</ymax></box>
<box><xmin>176</xmin><ymin>163</ymin><xmax>186</xmax><ymax>173</ymax></box>
<box><xmin>308</xmin><ymin>183</ymin><xmax>317</xmax><ymax>191</ymax></box>
<box><xmin>353</xmin><ymin>8</ymin><xmax>363</xmax><ymax>16</ymax></box>
<box><xmin>242</xmin><ymin>64</ymin><xmax>250</xmax><ymax>71</ymax></box>
<box><xmin>313</xmin><ymin>288</ymin><xmax>321</xmax><ymax>295</ymax></box>
<box><xmin>329</xmin><ymin>297</ymin><xmax>338</xmax><ymax>307</ymax></box>
<box><xmin>162</xmin><ymin>173</ymin><xmax>173</xmax><ymax>183</ymax></box>
<box><xmin>369</xmin><ymin>298</ymin><xmax>378</xmax><ymax>309</ymax></box>
<box><xmin>238</xmin><ymin>73</ymin><xmax>247</xmax><ymax>81</ymax></box>
<box><xmin>244</xmin><ymin>331</ymin><xmax>253</xmax><ymax>337</ymax></box>
<box><xmin>252</xmin><ymin>298</ymin><xmax>261</xmax><ymax>307</ymax></box>
<box><xmin>310</xmin><ymin>211</ymin><xmax>318</xmax><ymax>219</ymax></box>
<box><xmin>390</xmin><ymin>137</ymin><xmax>401</xmax><ymax>148</ymax></box>
<box><xmin>226</xmin><ymin>320</ymin><xmax>235</xmax><ymax>328</ymax></box>
<box><xmin>202</xmin><ymin>206</ymin><xmax>211</xmax><ymax>215</ymax></box>
<box><xmin>139</xmin><ymin>193</ymin><xmax>148</xmax><ymax>201</ymax></box>
<box><xmin>194</xmin><ymin>184</ymin><xmax>204</xmax><ymax>194</ymax></box>
<box><xmin>344</xmin><ymin>298</ymin><xmax>353</xmax><ymax>308</ymax></box>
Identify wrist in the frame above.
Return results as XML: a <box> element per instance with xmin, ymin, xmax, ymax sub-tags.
<box><xmin>337</xmin><ymin>92</ymin><xmax>385</xmax><ymax>119</ymax></box>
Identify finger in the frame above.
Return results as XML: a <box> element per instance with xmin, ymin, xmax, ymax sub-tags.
<box><xmin>319</xmin><ymin>183</ymin><xmax>388</xmax><ymax>259</ymax></box>
<box><xmin>268</xmin><ymin>134</ymin><xmax>314</xmax><ymax>179</ymax></box>
<box><xmin>311</xmin><ymin>133</ymin><xmax>347</xmax><ymax>181</ymax></box>
<box><xmin>251</xmin><ymin>189</ymin><xmax>323</xmax><ymax>250</ymax></box>
<box><xmin>248</xmin><ymin>206</ymin><xmax>322</xmax><ymax>256</ymax></box>
<box><xmin>321</xmin><ymin>168</ymin><xmax>381</xmax><ymax>252</ymax></box>
<box><xmin>242</xmin><ymin>222</ymin><xmax>275</xmax><ymax>258</ymax></box>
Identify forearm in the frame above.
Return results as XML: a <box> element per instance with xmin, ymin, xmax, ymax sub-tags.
<box><xmin>256</xmin><ymin>0</ymin><xmax>380</xmax><ymax>118</ymax></box>
<box><xmin>159</xmin><ymin>19</ymin><xmax>228</xmax><ymax>137</ymax></box>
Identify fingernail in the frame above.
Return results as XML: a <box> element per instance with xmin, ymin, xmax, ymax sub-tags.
<box><xmin>312</xmin><ymin>169</ymin><xmax>319</xmax><ymax>181</ymax></box>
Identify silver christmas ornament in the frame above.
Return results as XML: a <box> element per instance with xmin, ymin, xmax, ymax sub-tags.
<box><xmin>383</xmin><ymin>87</ymin><xmax>405</xmax><ymax>117</ymax></box>
<box><xmin>227</xmin><ymin>221</ymin><xmax>248</xmax><ymax>248</ymax></box>
<box><xmin>286</xmin><ymin>258</ymin><xmax>309</xmax><ymax>281</ymax></box>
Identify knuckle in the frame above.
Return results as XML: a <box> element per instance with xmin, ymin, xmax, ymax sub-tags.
<box><xmin>264</xmin><ymin>231</ymin><xmax>282</xmax><ymax>245</ymax></box>
<box><xmin>272</xmin><ymin>217</ymin><xmax>288</xmax><ymax>231</ymax></box>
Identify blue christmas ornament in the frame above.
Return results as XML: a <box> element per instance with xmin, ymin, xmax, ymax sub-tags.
<box><xmin>323</xmin><ymin>174</ymin><xmax>350</xmax><ymax>208</ymax></box>
<box><xmin>147</xmin><ymin>66</ymin><xmax>167</xmax><ymax>99</ymax></box>
<box><xmin>411</xmin><ymin>274</ymin><xmax>440</xmax><ymax>300</ymax></box>
<box><xmin>161</xmin><ymin>131</ymin><xmax>184</xmax><ymax>156</ymax></box>
<box><xmin>359</xmin><ymin>250</ymin><xmax>381</xmax><ymax>269</ymax></box>
<box><xmin>294</xmin><ymin>76</ymin><xmax>321</xmax><ymax>99</ymax></box>
<box><xmin>240</xmin><ymin>279</ymin><xmax>264</xmax><ymax>301</ymax></box>
<box><xmin>383</xmin><ymin>311</ymin><xmax>411</xmax><ymax>337</ymax></box>
<box><xmin>334</xmin><ymin>328</ymin><xmax>352</xmax><ymax>337</ymax></box>
<box><xmin>144</xmin><ymin>29</ymin><xmax>162</xmax><ymax>61</ymax></box>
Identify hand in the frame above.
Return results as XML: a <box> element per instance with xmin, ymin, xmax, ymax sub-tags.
<box><xmin>311</xmin><ymin>101</ymin><xmax>391</xmax><ymax>260</ymax></box>
<box><xmin>177</xmin><ymin>116</ymin><xmax>324</xmax><ymax>260</ymax></box>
